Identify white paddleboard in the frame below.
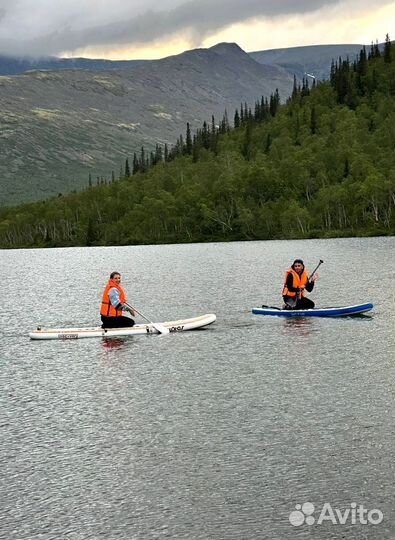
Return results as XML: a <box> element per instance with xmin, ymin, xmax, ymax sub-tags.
<box><xmin>30</xmin><ymin>313</ymin><xmax>216</xmax><ymax>340</ymax></box>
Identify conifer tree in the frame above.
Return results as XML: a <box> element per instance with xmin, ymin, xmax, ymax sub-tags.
<box><xmin>140</xmin><ymin>147</ymin><xmax>146</xmax><ymax>172</ymax></box>
<box><xmin>254</xmin><ymin>100</ymin><xmax>260</xmax><ymax>121</ymax></box>
<box><xmin>269</xmin><ymin>89</ymin><xmax>280</xmax><ymax>116</ymax></box>
<box><xmin>384</xmin><ymin>33</ymin><xmax>392</xmax><ymax>63</ymax></box>
<box><xmin>264</xmin><ymin>97</ymin><xmax>270</xmax><ymax>119</ymax></box>
<box><xmin>178</xmin><ymin>134</ymin><xmax>184</xmax><ymax>155</ymax></box>
<box><xmin>185</xmin><ymin>122</ymin><xmax>192</xmax><ymax>155</ymax></box>
<box><xmin>234</xmin><ymin>109</ymin><xmax>240</xmax><ymax>128</ymax></box>
<box><xmin>132</xmin><ymin>153</ymin><xmax>139</xmax><ymax>174</ymax></box>
<box><xmin>244</xmin><ymin>102</ymin><xmax>248</xmax><ymax>122</ymax></box>
<box><xmin>330</xmin><ymin>59</ymin><xmax>336</xmax><ymax>84</ymax></box>
<box><xmin>155</xmin><ymin>144</ymin><xmax>163</xmax><ymax>164</ymax></box>
<box><xmin>221</xmin><ymin>109</ymin><xmax>229</xmax><ymax>133</ymax></box>
<box><xmin>358</xmin><ymin>46</ymin><xmax>368</xmax><ymax>75</ymax></box>
<box><xmin>292</xmin><ymin>75</ymin><xmax>298</xmax><ymax>101</ymax></box>
<box><xmin>210</xmin><ymin>115</ymin><xmax>218</xmax><ymax>153</ymax></box>
<box><xmin>201</xmin><ymin>121</ymin><xmax>209</xmax><ymax>149</ymax></box>
<box><xmin>301</xmin><ymin>78</ymin><xmax>310</xmax><ymax>98</ymax></box>
<box><xmin>211</xmin><ymin>115</ymin><xmax>216</xmax><ymax>134</ymax></box>
<box><xmin>124</xmin><ymin>158</ymin><xmax>130</xmax><ymax>178</ymax></box>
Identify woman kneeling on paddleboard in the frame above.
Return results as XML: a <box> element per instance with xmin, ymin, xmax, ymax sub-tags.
<box><xmin>100</xmin><ymin>272</ymin><xmax>137</xmax><ymax>328</ymax></box>
<box><xmin>282</xmin><ymin>259</ymin><xmax>318</xmax><ymax>309</ymax></box>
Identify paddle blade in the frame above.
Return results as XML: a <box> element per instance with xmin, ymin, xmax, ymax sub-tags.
<box><xmin>153</xmin><ymin>323</ymin><xmax>170</xmax><ymax>335</ymax></box>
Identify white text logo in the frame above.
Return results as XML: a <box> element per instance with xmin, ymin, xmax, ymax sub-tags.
<box><xmin>289</xmin><ymin>502</ymin><xmax>383</xmax><ymax>527</ymax></box>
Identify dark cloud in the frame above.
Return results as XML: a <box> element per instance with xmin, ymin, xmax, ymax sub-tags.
<box><xmin>0</xmin><ymin>0</ymin><xmax>383</xmax><ymax>56</ymax></box>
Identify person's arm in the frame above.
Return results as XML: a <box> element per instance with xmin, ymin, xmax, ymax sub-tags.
<box><xmin>108</xmin><ymin>288</ymin><xmax>123</xmax><ymax>310</ymax></box>
<box><xmin>305</xmin><ymin>280</ymin><xmax>314</xmax><ymax>293</ymax></box>
<box><xmin>305</xmin><ymin>272</ymin><xmax>318</xmax><ymax>292</ymax></box>
<box><xmin>109</xmin><ymin>288</ymin><xmax>136</xmax><ymax>316</ymax></box>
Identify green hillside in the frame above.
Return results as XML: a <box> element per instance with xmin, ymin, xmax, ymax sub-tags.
<box><xmin>1</xmin><ymin>37</ymin><xmax>394</xmax><ymax>248</ymax></box>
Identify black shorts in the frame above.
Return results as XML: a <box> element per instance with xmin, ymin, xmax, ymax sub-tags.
<box><xmin>101</xmin><ymin>315</ymin><xmax>135</xmax><ymax>328</ymax></box>
<box><xmin>283</xmin><ymin>296</ymin><xmax>315</xmax><ymax>310</ymax></box>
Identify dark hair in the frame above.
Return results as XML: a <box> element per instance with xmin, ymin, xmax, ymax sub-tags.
<box><xmin>110</xmin><ymin>271</ymin><xmax>121</xmax><ymax>279</ymax></box>
<box><xmin>291</xmin><ymin>259</ymin><xmax>304</xmax><ymax>270</ymax></box>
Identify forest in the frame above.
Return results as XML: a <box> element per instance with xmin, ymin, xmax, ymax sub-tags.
<box><xmin>0</xmin><ymin>36</ymin><xmax>394</xmax><ymax>248</ymax></box>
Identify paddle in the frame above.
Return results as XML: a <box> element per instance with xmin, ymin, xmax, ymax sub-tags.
<box><xmin>124</xmin><ymin>302</ymin><xmax>170</xmax><ymax>335</ymax></box>
<box><xmin>285</xmin><ymin>259</ymin><xmax>324</xmax><ymax>309</ymax></box>
<box><xmin>308</xmin><ymin>259</ymin><xmax>324</xmax><ymax>281</ymax></box>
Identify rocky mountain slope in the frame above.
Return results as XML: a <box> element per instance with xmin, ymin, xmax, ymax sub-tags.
<box><xmin>1</xmin><ymin>41</ymin><xmax>367</xmax><ymax>206</ymax></box>
<box><xmin>0</xmin><ymin>42</ymin><xmax>294</xmax><ymax>205</ymax></box>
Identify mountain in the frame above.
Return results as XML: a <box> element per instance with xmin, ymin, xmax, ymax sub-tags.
<box><xmin>249</xmin><ymin>43</ymin><xmax>364</xmax><ymax>80</ymax></box>
<box><xmin>0</xmin><ymin>43</ymin><xmax>366</xmax><ymax>78</ymax></box>
<box><xmin>0</xmin><ymin>42</ymin><xmax>293</xmax><ymax>206</ymax></box>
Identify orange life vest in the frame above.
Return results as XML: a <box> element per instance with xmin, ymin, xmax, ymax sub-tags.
<box><xmin>100</xmin><ymin>279</ymin><xmax>126</xmax><ymax>317</ymax></box>
<box><xmin>282</xmin><ymin>268</ymin><xmax>309</xmax><ymax>297</ymax></box>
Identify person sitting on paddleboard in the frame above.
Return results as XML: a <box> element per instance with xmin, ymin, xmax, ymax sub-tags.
<box><xmin>282</xmin><ymin>259</ymin><xmax>318</xmax><ymax>310</ymax></box>
<box><xmin>100</xmin><ymin>272</ymin><xmax>137</xmax><ymax>328</ymax></box>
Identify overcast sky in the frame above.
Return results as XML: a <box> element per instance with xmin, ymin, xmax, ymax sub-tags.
<box><xmin>0</xmin><ymin>0</ymin><xmax>393</xmax><ymax>58</ymax></box>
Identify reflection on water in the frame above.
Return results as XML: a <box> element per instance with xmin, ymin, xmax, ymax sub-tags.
<box><xmin>101</xmin><ymin>337</ymin><xmax>127</xmax><ymax>349</ymax></box>
<box><xmin>351</xmin><ymin>313</ymin><xmax>374</xmax><ymax>320</ymax></box>
<box><xmin>283</xmin><ymin>317</ymin><xmax>314</xmax><ymax>328</ymax></box>
<box><xmin>281</xmin><ymin>316</ymin><xmax>315</xmax><ymax>337</ymax></box>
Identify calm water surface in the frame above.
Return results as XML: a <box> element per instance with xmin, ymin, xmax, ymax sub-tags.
<box><xmin>1</xmin><ymin>237</ymin><xmax>394</xmax><ymax>540</ymax></box>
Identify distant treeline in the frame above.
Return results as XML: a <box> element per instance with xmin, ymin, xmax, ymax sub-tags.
<box><xmin>0</xmin><ymin>35</ymin><xmax>394</xmax><ymax>248</ymax></box>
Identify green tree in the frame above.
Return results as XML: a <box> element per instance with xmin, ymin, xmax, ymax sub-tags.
<box><xmin>234</xmin><ymin>109</ymin><xmax>240</xmax><ymax>128</ymax></box>
<box><xmin>124</xmin><ymin>158</ymin><xmax>130</xmax><ymax>178</ymax></box>
<box><xmin>384</xmin><ymin>33</ymin><xmax>392</xmax><ymax>63</ymax></box>
<box><xmin>185</xmin><ymin>122</ymin><xmax>192</xmax><ymax>155</ymax></box>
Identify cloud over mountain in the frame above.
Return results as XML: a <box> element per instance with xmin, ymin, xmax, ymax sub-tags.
<box><xmin>0</xmin><ymin>0</ymin><xmax>388</xmax><ymax>57</ymax></box>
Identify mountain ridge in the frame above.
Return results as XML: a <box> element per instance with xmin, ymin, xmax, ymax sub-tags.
<box><xmin>249</xmin><ymin>43</ymin><xmax>365</xmax><ymax>80</ymax></box>
<box><xmin>0</xmin><ymin>42</ymin><xmax>367</xmax><ymax>76</ymax></box>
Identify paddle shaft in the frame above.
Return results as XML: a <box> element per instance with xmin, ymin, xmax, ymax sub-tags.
<box><xmin>308</xmin><ymin>259</ymin><xmax>324</xmax><ymax>281</ymax></box>
<box><xmin>124</xmin><ymin>302</ymin><xmax>169</xmax><ymax>335</ymax></box>
<box><xmin>125</xmin><ymin>303</ymin><xmax>152</xmax><ymax>324</ymax></box>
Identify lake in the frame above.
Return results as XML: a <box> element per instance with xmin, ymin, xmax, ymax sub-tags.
<box><xmin>1</xmin><ymin>237</ymin><xmax>394</xmax><ymax>539</ymax></box>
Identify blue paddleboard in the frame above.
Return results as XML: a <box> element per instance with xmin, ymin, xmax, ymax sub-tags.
<box><xmin>252</xmin><ymin>303</ymin><xmax>374</xmax><ymax>317</ymax></box>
